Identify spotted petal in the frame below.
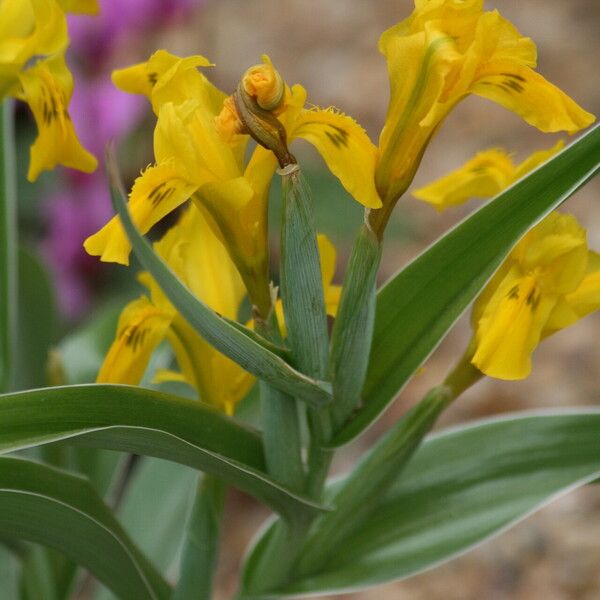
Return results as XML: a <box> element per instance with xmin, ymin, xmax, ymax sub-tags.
<box><xmin>84</xmin><ymin>161</ymin><xmax>197</xmax><ymax>265</ymax></box>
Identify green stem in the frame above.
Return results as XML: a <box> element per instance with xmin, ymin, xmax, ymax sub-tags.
<box><xmin>173</xmin><ymin>475</ymin><xmax>226</xmax><ymax>600</ymax></box>
<box><xmin>256</xmin><ymin>315</ymin><xmax>305</xmax><ymax>492</ymax></box>
<box><xmin>297</xmin><ymin>384</ymin><xmax>453</xmax><ymax>575</ymax></box>
<box><xmin>0</xmin><ymin>100</ymin><xmax>17</xmax><ymax>393</ymax></box>
<box><xmin>329</xmin><ymin>222</ymin><xmax>382</xmax><ymax>431</ymax></box>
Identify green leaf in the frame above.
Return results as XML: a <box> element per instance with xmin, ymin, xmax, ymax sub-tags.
<box><xmin>15</xmin><ymin>247</ymin><xmax>57</xmax><ymax>390</ymax></box>
<box><xmin>0</xmin><ymin>456</ymin><xmax>169</xmax><ymax>599</ymax></box>
<box><xmin>329</xmin><ymin>224</ymin><xmax>381</xmax><ymax>430</ymax></box>
<box><xmin>0</xmin><ymin>543</ymin><xmax>19</xmax><ymax>599</ymax></box>
<box><xmin>94</xmin><ymin>457</ymin><xmax>198</xmax><ymax>600</ymax></box>
<box><xmin>0</xmin><ymin>100</ymin><xmax>17</xmax><ymax>393</ymax></box>
<box><xmin>246</xmin><ymin>409</ymin><xmax>600</xmax><ymax>597</ymax></box>
<box><xmin>173</xmin><ymin>475</ymin><xmax>225</xmax><ymax>600</ymax></box>
<box><xmin>335</xmin><ymin>124</ymin><xmax>600</xmax><ymax>445</ymax></box>
<box><xmin>0</xmin><ymin>384</ymin><xmax>324</xmax><ymax>520</ymax></box>
<box><xmin>107</xmin><ymin>153</ymin><xmax>331</xmax><ymax>409</ymax></box>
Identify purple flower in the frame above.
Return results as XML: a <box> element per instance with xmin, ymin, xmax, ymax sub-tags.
<box><xmin>68</xmin><ymin>0</ymin><xmax>195</xmax><ymax>64</ymax></box>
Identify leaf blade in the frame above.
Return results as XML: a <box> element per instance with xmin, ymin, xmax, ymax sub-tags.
<box><xmin>0</xmin><ymin>384</ymin><xmax>324</xmax><ymax>520</ymax></box>
<box><xmin>248</xmin><ymin>409</ymin><xmax>600</xmax><ymax>597</ymax></box>
<box><xmin>335</xmin><ymin>124</ymin><xmax>600</xmax><ymax>444</ymax></box>
<box><xmin>0</xmin><ymin>456</ymin><xmax>170</xmax><ymax>599</ymax></box>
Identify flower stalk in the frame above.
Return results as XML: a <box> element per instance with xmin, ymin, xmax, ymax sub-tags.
<box><xmin>0</xmin><ymin>101</ymin><xmax>17</xmax><ymax>393</ymax></box>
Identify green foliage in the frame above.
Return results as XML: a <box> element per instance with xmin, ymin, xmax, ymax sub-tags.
<box><xmin>242</xmin><ymin>410</ymin><xmax>600</xmax><ymax>597</ymax></box>
<box><xmin>0</xmin><ymin>385</ymin><xmax>324</xmax><ymax>520</ymax></box>
<box><xmin>0</xmin><ymin>456</ymin><xmax>169</xmax><ymax>599</ymax></box>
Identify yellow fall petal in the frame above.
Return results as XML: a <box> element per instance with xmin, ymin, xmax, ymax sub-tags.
<box><xmin>472</xmin><ymin>61</ymin><xmax>595</xmax><ymax>134</ymax></box>
<box><xmin>292</xmin><ymin>107</ymin><xmax>381</xmax><ymax>209</ymax></box>
<box><xmin>472</xmin><ymin>272</ymin><xmax>557</xmax><ymax>380</ymax></box>
<box><xmin>19</xmin><ymin>54</ymin><xmax>97</xmax><ymax>181</ymax></box>
<box><xmin>97</xmin><ymin>296</ymin><xmax>173</xmax><ymax>384</ymax></box>
<box><xmin>413</xmin><ymin>140</ymin><xmax>565</xmax><ymax>211</ymax></box>
<box><xmin>83</xmin><ymin>161</ymin><xmax>197</xmax><ymax>265</ymax></box>
<box><xmin>412</xmin><ymin>148</ymin><xmax>514</xmax><ymax>211</ymax></box>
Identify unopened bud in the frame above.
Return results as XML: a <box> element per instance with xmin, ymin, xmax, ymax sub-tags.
<box><xmin>242</xmin><ymin>56</ymin><xmax>285</xmax><ymax>112</ymax></box>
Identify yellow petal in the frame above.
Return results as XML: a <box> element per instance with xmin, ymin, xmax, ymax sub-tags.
<box><xmin>291</xmin><ymin>107</ymin><xmax>381</xmax><ymax>208</ymax></box>
<box><xmin>19</xmin><ymin>55</ymin><xmax>97</xmax><ymax>181</ymax></box>
<box><xmin>562</xmin><ymin>251</ymin><xmax>600</xmax><ymax>321</ymax></box>
<box><xmin>84</xmin><ymin>161</ymin><xmax>197</xmax><ymax>265</ymax></box>
<box><xmin>317</xmin><ymin>233</ymin><xmax>337</xmax><ymax>290</ymax></box>
<box><xmin>155</xmin><ymin>100</ymin><xmax>241</xmax><ymax>183</ymax></box>
<box><xmin>152</xmin><ymin>369</ymin><xmax>188</xmax><ymax>384</ymax></box>
<box><xmin>472</xmin><ymin>61</ymin><xmax>595</xmax><ymax>134</ymax></box>
<box><xmin>56</xmin><ymin>0</ymin><xmax>99</xmax><ymax>14</ymax></box>
<box><xmin>0</xmin><ymin>0</ymin><xmax>68</xmax><ymax>87</ymax></box>
<box><xmin>167</xmin><ymin>316</ymin><xmax>253</xmax><ymax>414</ymax></box>
<box><xmin>97</xmin><ymin>296</ymin><xmax>173</xmax><ymax>384</ymax></box>
<box><xmin>513</xmin><ymin>140</ymin><xmax>564</xmax><ymax>180</ymax></box>
<box><xmin>166</xmin><ymin>207</ymin><xmax>247</xmax><ymax>319</ymax></box>
<box><xmin>325</xmin><ymin>285</ymin><xmax>342</xmax><ymax>319</ymax></box>
<box><xmin>111</xmin><ymin>50</ymin><xmax>220</xmax><ymax>115</ymax></box>
<box><xmin>514</xmin><ymin>212</ymin><xmax>587</xmax><ymax>294</ymax></box>
<box><xmin>412</xmin><ymin>147</ymin><xmax>514</xmax><ymax>210</ymax></box>
<box><xmin>472</xmin><ymin>272</ymin><xmax>557</xmax><ymax>380</ymax></box>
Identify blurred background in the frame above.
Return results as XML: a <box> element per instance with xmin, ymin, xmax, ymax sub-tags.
<box><xmin>13</xmin><ymin>1</ymin><xmax>600</xmax><ymax>598</ymax></box>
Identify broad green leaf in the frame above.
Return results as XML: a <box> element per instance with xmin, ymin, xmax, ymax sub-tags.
<box><xmin>94</xmin><ymin>457</ymin><xmax>198</xmax><ymax>600</ymax></box>
<box><xmin>173</xmin><ymin>475</ymin><xmax>225</xmax><ymax>600</ymax></box>
<box><xmin>334</xmin><ymin>124</ymin><xmax>600</xmax><ymax>444</ymax></box>
<box><xmin>0</xmin><ymin>384</ymin><xmax>324</xmax><ymax>520</ymax></box>
<box><xmin>0</xmin><ymin>100</ymin><xmax>17</xmax><ymax>393</ymax></box>
<box><xmin>108</xmin><ymin>154</ymin><xmax>332</xmax><ymax>408</ymax></box>
<box><xmin>248</xmin><ymin>409</ymin><xmax>600</xmax><ymax>597</ymax></box>
<box><xmin>0</xmin><ymin>456</ymin><xmax>169</xmax><ymax>599</ymax></box>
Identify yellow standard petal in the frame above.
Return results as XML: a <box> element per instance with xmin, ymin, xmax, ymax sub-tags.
<box><xmin>84</xmin><ymin>161</ymin><xmax>197</xmax><ymax>265</ymax></box>
<box><xmin>97</xmin><ymin>296</ymin><xmax>174</xmax><ymax>384</ymax></box>
<box><xmin>111</xmin><ymin>50</ymin><xmax>221</xmax><ymax>115</ymax></box>
<box><xmin>19</xmin><ymin>54</ymin><xmax>97</xmax><ymax>181</ymax></box>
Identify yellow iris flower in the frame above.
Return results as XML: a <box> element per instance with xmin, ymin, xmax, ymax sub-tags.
<box><xmin>0</xmin><ymin>0</ymin><xmax>97</xmax><ymax>180</ymax></box>
<box><xmin>470</xmin><ymin>211</ymin><xmax>600</xmax><ymax>380</ymax></box>
<box><xmin>97</xmin><ymin>205</ymin><xmax>341</xmax><ymax>414</ymax></box>
<box><xmin>84</xmin><ymin>52</ymin><xmax>378</xmax><ymax>316</ymax></box>
<box><xmin>369</xmin><ymin>0</ymin><xmax>594</xmax><ymax>233</ymax></box>
<box><xmin>412</xmin><ymin>140</ymin><xmax>564</xmax><ymax>211</ymax></box>
<box><xmin>97</xmin><ymin>206</ymin><xmax>253</xmax><ymax>415</ymax></box>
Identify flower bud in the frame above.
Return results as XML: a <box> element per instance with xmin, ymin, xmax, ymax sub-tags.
<box><xmin>242</xmin><ymin>55</ymin><xmax>285</xmax><ymax>111</ymax></box>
